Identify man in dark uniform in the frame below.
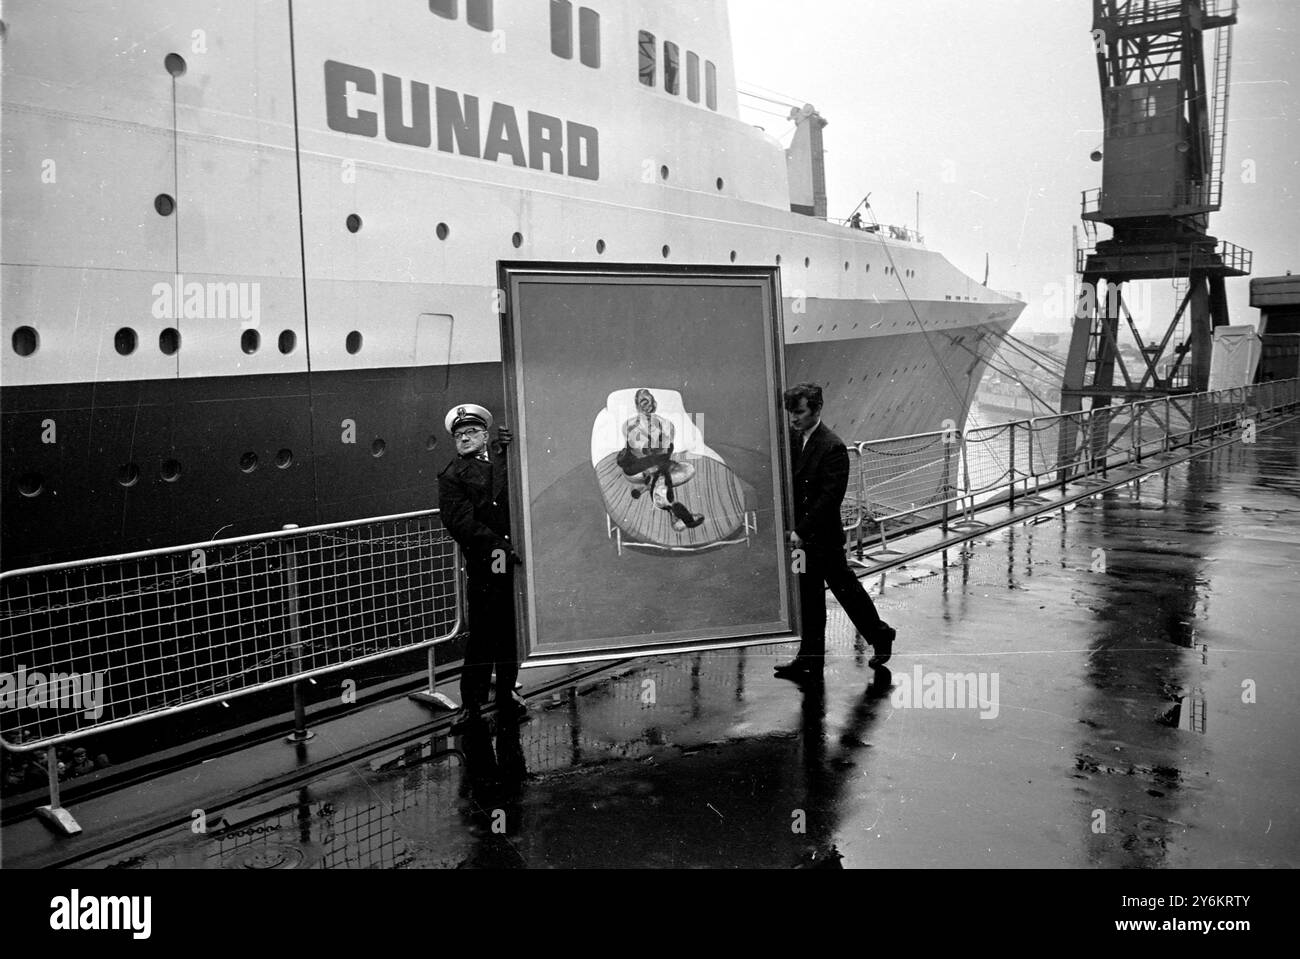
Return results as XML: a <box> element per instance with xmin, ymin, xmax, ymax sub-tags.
<box><xmin>776</xmin><ymin>383</ymin><xmax>896</xmax><ymax>681</ymax></box>
<box><xmin>437</xmin><ymin>403</ymin><xmax>526</xmax><ymax>727</ymax></box>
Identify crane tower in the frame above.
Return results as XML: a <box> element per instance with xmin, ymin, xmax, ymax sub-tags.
<box><xmin>1064</xmin><ymin>0</ymin><xmax>1252</xmax><ymax>412</ymax></box>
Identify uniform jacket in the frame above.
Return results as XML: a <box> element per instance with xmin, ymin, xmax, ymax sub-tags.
<box><xmin>790</xmin><ymin>422</ymin><xmax>850</xmax><ymax>549</ymax></box>
<box><xmin>437</xmin><ymin>441</ymin><xmax>513</xmax><ymax>572</ymax></box>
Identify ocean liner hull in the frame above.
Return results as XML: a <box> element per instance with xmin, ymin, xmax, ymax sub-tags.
<box><xmin>1</xmin><ymin>0</ymin><xmax>1023</xmax><ymax>570</ymax></box>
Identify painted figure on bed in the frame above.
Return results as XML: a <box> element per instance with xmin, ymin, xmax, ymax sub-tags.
<box><xmin>592</xmin><ymin>388</ymin><xmax>758</xmax><ymax>555</ymax></box>
<box><xmin>616</xmin><ymin>389</ymin><xmax>705</xmax><ymax>531</ymax></box>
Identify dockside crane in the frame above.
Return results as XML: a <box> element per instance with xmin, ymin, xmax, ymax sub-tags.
<box><xmin>1064</xmin><ymin>0</ymin><xmax>1251</xmax><ymax>413</ymax></box>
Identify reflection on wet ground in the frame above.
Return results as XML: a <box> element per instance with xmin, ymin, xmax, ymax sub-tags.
<box><xmin>90</xmin><ymin>421</ymin><xmax>1300</xmax><ymax>868</ymax></box>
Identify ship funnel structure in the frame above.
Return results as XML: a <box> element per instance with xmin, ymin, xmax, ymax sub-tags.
<box><xmin>786</xmin><ymin>104</ymin><xmax>828</xmax><ymax>219</ymax></box>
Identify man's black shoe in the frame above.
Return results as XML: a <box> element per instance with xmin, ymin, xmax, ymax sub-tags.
<box><xmin>496</xmin><ymin>691</ymin><xmax>528</xmax><ymax>718</ymax></box>
<box><xmin>868</xmin><ymin>626</ymin><xmax>896</xmax><ymax>668</ymax></box>
<box><xmin>774</xmin><ymin>658</ymin><xmax>820</xmax><ymax>680</ymax></box>
<box><xmin>450</xmin><ymin>706</ymin><xmax>485</xmax><ymax>734</ymax></box>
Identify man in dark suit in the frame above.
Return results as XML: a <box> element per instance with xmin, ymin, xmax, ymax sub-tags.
<box><xmin>776</xmin><ymin>384</ymin><xmax>896</xmax><ymax>680</ymax></box>
<box><xmin>438</xmin><ymin>403</ymin><xmax>526</xmax><ymax>728</ymax></box>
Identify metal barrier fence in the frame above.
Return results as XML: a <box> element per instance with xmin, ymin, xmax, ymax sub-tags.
<box><xmin>853</xmin><ymin>378</ymin><xmax>1299</xmax><ymax>549</ymax></box>
<box><xmin>853</xmin><ymin>428</ymin><xmax>964</xmax><ymax>553</ymax></box>
<box><xmin>840</xmin><ymin>444</ymin><xmax>866</xmax><ymax>549</ymax></box>
<box><xmin>1</xmin><ymin>510</ymin><xmax>462</xmax><ymax>831</ymax></box>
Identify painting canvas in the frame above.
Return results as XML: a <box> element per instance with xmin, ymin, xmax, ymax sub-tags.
<box><xmin>501</xmin><ymin>267</ymin><xmax>797</xmax><ymax>662</ymax></box>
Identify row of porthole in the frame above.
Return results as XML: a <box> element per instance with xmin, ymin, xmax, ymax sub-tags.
<box><xmin>791</xmin><ymin>318</ymin><xmax>924</xmax><ymax>334</ymax></box>
<box><xmin>17</xmin><ymin>460</ymin><xmax>183</xmax><ymax>498</ymax></box>
<box><xmin>154</xmin><ymin>189</ymin><xmax>906</xmax><ymax>273</ymax></box>
<box><xmin>838</xmin><ymin>363</ymin><xmax>932</xmax><ymax>387</ymax></box>
<box><xmin>14</xmin><ymin>440</ymin><xmax>398</xmax><ymax>497</ymax></box>
<box><xmin>9</xmin><ymin>328</ymin><xmax>369</xmax><ymax>358</ymax></box>
<box><xmin>653</xmin><ymin>165</ymin><xmax>728</xmax><ymax>192</ymax></box>
<box><xmin>336</xmin><ymin>212</ymin><xmax>919</xmax><ymax>276</ymax></box>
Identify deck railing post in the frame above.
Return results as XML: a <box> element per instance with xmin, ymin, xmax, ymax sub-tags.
<box><xmin>35</xmin><ymin>743</ymin><xmax>81</xmax><ymax>835</ymax></box>
<box><xmin>283</xmin><ymin>525</ymin><xmax>314</xmax><ymax>745</ymax></box>
<box><xmin>941</xmin><ymin>439</ymin><xmax>952</xmax><ymax>533</ymax></box>
<box><xmin>1008</xmin><ymin>425</ymin><xmax>1017</xmax><ymax>509</ymax></box>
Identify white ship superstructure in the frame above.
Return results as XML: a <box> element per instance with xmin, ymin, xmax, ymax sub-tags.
<box><xmin>1</xmin><ymin>0</ymin><xmax>1024</xmax><ymax>569</ymax></box>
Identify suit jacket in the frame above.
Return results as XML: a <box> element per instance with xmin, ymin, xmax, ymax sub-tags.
<box><xmin>437</xmin><ymin>442</ymin><xmax>513</xmax><ymax>572</ymax></box>
<box><xmin>791</xmin><ymin>422</ymin><xmax>850</xmax><ymax>549</ymax></box>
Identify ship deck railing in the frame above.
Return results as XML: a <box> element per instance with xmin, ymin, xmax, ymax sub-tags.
<box><xmin>834</xmin><ymin>218</ymin><xmax>925</xmax><ymax>245</ymax></box>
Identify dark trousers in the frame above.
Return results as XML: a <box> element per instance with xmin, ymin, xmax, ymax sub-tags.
<box><xmin>461</xmin><ymin>570</ymin><xmax>520</xmax><ymax>708</ymax></box>
<box><xmin>797</xmin><ymin>545</ymin><xmax>888</xmax><ymax>660</ymax></box>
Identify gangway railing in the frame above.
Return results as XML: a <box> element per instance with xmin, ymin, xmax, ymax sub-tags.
<box><xmin>1</xmin><ymin>510</ymin><xmax>462</xmax><ymax>834</ymax></box>
<box><xmin>850</xmin><ymin>378</ymin><xmax>1299</xmax><ymax>551</ymax></box>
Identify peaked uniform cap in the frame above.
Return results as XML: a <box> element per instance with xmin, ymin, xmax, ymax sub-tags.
<box><xmin>445</xmin><ymin>404</ymin><xmax>493</xmax><ymax>435</ymax></box>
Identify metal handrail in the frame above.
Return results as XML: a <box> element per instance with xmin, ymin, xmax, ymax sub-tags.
<box><xmin>836</xmin><ymin>218</ymin><xmax>925</xmax><ymax>244</ymax></box>
<box><xmin>849</xmin><ymin>378</ymin><xmax>1299</xmax><ymax>546</ymax></box>
<box><xmin>2</xmin><ymin>510</ymin><xmax>463</xmax><ymax>754</ymax></box>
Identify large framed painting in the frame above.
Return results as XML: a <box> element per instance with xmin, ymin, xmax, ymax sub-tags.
<box><xmin>499</xmin><ymin>264</ymin><xmax>798</xmax><ymax>665</ymax></box>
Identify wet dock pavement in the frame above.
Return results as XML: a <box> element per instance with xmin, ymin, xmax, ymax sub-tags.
<box><xmin>77</xmin><ymin>418</ymin><xmax>1300</xmax><ymax>869</ymax></box>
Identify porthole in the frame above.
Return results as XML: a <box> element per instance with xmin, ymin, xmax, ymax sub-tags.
<box><xmin>17</xmin><ymin>473</ymin><xmax>44</xmax><ymax>498</ymax></box>
<box><xmin>164</xmin><ymin>53</ymin><xmax>187</xmax><ymax>77</ymax></box>
<box><xmin>662</xmin><ymin>244</ymin><xmax>671</xmax><ymax>258</ymax></box>
<box><xmin>775</xmin><ymin>254</ymin><xmax>782</xmax><ymax>265</ymax></box>
<box><xmin>436</xmin><ymin>222</ymin><xmax>450</xmax><ymax>241</ymax></box>
<box><xmin>596</xmin><ymin>239</ymin><xmax>606</xmax><ymax>254</ymax></box>
<box><xmin>241</xmin><ymin>329</ymin><xmax>260</xmax><ymax>354</ymax></box>
<box><xmin>12</xmin><ymin>326</ymin><xmax>38</xmax><ymax>357</ymax></box>
<box><xmin>512</xmin><ymin>231</ymin><xmax>524</xmax><ymax>248</ymax></box>
<box><xmin>159</xmin><ymin>328</ymin><xmax>180</xmax><ymax>355</ymax></box>
<box><xmin>346</xmin><ymin>331</ymin><xmax>363</xmax><ymax>354</ymax></box>
<box><xmin>155</xmin><ymin>194</ymin><xmax>175</xmax><ymax>217</ymax></box>
<box><xmin>804</xmin><ymin>257</ymin><xmax>811</xmax><ymax>268</ymax></box>
<box><xmin>346</xmin><ymin>214</ymin><xmax>363</xmax><ymax>233</ymax></box>
<box><xmin>371</xmin><ymin>438</ymin><xmax>386</xmax><ymax>458</ymax></box>
<box><xmin>866</xmin><ymin>264</ymin><xmax>871</xmax><ymax>272</ymax></box>
<box><xmin>278</xmin><ymin>330</ymin><xmax>296</xmax><ymax>354</ymax></box>
<box><xmin>426</xmin><ymin>435</ymin><xmax>439</xmax><ymax>452</ymax></box>
<box><xmin>729</xmin><ymin>250</ymin><xmax>737</xmax><ymax>263</ymax></box>
<box><xmin>161</xmin><ymin>460</ymin><xmax>182</xmax><ymax>483</ymax></box>
<box><xmin>240</xmin><ymin>452</ymin><xmax>259</xmax><ymax>474</ymax></box>
<box><xmin>660</xmin><ymin>165</ymin><xmax>670</xmax><ymax>181</ymax></box>
<box><xmin>844</xmin><ymin>261</ymin><xmax>850</xmax><ymax>271</ymax></box>
<box><xmin>716</xmin><ymin>177</ymin><xmax>724</xmax><ymax>191</ymax></box>
<box><xmin>114</xmin><ymin>328</ymin><xmax>137</xmax><ymax>356</ymax></box>
<box><xmin>117</xmin><ymin>463</ymin><xmax>139</xmax><ymax>488</ymax></box>
<box><xmin>276</xmin><ymin>449</ymin><xmax>293</xmax><ymax>469</ymax></box>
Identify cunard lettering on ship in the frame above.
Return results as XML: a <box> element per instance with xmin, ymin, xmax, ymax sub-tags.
<box><xmin>324</xmin><ymin>60</ymin><xmax>600</xmax><ymax>181</ymax></box>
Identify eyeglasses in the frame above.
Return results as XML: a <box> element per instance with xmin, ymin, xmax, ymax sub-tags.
<box><xmin>453</xmin><ymin>428</ymin><xmax>486</xmax><ymax>440</ymax></box>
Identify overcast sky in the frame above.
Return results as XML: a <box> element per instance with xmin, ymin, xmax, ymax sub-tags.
<box><xmin>730</xmin><ymin>0</ymin><xmax>1298</xmax><ymax>337</ymax></box>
